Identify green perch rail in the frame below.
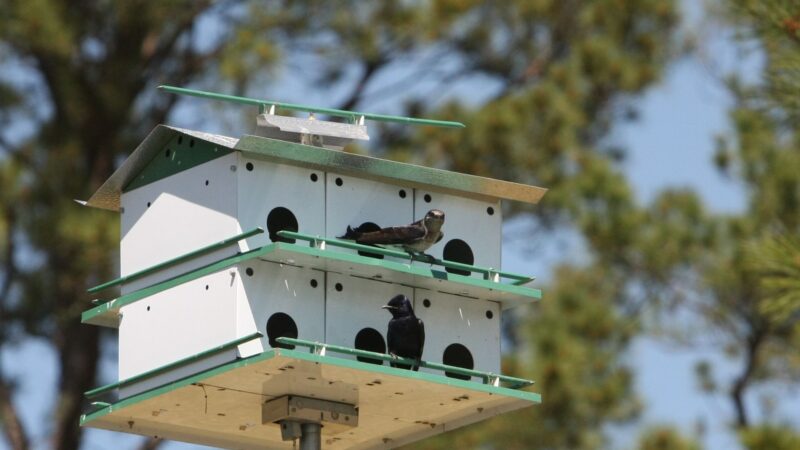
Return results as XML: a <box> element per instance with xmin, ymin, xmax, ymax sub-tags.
<box><xmin>85</xmin><ymin>332</ymin><xmax>263</xmax><ymax>399</ymax></box>
<box><xmin>277</xmin><ymin>337</ymin><xmax>534</xmax><ymax>390</ymax></box>
<box><xmin>276</xmin><ymin>230</ymin><xmax>535</xmax><ymax>286</ymax></box>
<box><xmin>159</xmin><ymin>85</ymin><xmax>466</xmax><ymax>129</ymax></box>
<box><xmin>88</xmin><ymin>227</ymin><xmax>264</xmax><ymax>294</ymax></box>
<box><xmin>87</xmin><ymin>227</ymin><xmax>535</xmax><ymax>297</ymax></box>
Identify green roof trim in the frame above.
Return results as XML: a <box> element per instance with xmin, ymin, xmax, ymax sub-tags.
<box><xmin>123</xmin><ymin>133</ymin><xmax>233</xmax><ymax>192</ymax></box>
<box><xmin>81</xmin><ymin>347</ymin><xmax>540</xmax><ymax>426</ymax></box>
<box><xmin>86</xmin><ymin>125</ymin><xmax>546</xmax><ymax>211</ymax></box>
<box><xmin>86</xmin><ymin>126</ymin><xmax>240</xmax><ymax>211</ymax></box>
<box><xmin>234</xmin><ymin>135</ymin><xmax>546</xmax><ymax>204</ymax></box>
<box><xmin>82</xmin><ymin>241</ymin><xmax>541</xmax><ymax>328</ymax></box>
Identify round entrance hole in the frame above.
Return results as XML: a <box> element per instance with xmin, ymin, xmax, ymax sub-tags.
<box><xmin>354</xmin><ymin>328</ymin><xmax>386</xmax><ymax>365</ymax></box>
<box><xmin>266</xmin><ymin>312</ymin><xmax>298</xmax><ymax>349</ymax></box>
<box><xmin>443</xmin><ymin>343</ymin><xmax>474</xmax><ymax>380</ymax></box>
<box><xmin>443</xmin><ymin>239</ymin><xmax>474</xmax><ymax>276</ymax></box>
<box><xmin>267</xmin><ymin>207</ymin><xmax>299</xmax><ymax>243</ymax></box>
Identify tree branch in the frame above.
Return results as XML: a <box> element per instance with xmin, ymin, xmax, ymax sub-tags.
<box><xmin>730</xmin><ymin>325</ymin><xmax>765</xmax><ymax>428</ymax></box>
<box><xmin>356</xmin><ymin>48</ymin><xmax>456</xmax><ymax>106</ymax></box>
<box><xmin>0</xmin><ymin>207</ymin><xmax>16</xmax><ymax>309</ymax></box>
<box><xmin>0</xmin><ymin>378</ymin><xmax>29</xmax><ymax>450</ymax></box>
<box><xmin>0</xmin><ymin>119</ymin><xmax>26</xmax><ymax>450</ymax></box>
<box><xmin>140</xmin><ymin>0</ymin><xmax>216</xmax><ymax>76</ymax></box>
<box><xmin>336</xmin><ymin>57</ymin><xmax>387</xmax><ymax>112</ymax></box>
<box><xmin>51</xmin><ymin>324</ymin><xmax>100</xmax><ymax>450</ymax></box>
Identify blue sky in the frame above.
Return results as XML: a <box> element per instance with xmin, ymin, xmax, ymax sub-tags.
<box><xmin>3</xmin><ymin>2</ymin><xmax>799</xmax><ymax>450</ymax></box>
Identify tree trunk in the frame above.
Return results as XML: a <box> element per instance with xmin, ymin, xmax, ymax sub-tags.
<box><xmin>51</xmin><ymin>321</ymin><xmax>100</xmax><ymax>450</ymax></box>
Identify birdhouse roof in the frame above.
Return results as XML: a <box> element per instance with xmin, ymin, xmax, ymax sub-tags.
<box><xmin>86</xmin><ymin>125</ymin><xmax>547</xmax><ymax>211</ymax></box>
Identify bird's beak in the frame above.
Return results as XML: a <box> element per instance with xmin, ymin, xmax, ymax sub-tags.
<box><xmin>382</xmin><ymin>305</ymin><xmax>396</xmax><ymax>310</ymax></box>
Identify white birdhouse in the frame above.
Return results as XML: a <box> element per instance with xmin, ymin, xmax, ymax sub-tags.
<box><xmin>79</xmin><ymin>86</ymin><xmax>547</xmax><ymax>449</ymax></box>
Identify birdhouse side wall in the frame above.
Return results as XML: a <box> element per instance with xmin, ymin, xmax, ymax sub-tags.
<box><xmin>235</xmin><ymin>261</ymin><xmax>325</xmax><ymax>358</ymax></box>
<box><xmin>414</xmin><ymin>289</ymin><xmax>501</xmax><ymax>376</ymax></box>
<box><xmin>236</xmin><ymin>156</ymin><xmax>325</xmax><ymax>250</ymax></box>
<box><xmin>120</xmin><ymin>153</ymin><xmax>240</xmax><ymax>293</ymax></box>
<box><xmin>118</xmin><ymin>268</ymin><xmax>240</xmax><ymax>396</ymax></box>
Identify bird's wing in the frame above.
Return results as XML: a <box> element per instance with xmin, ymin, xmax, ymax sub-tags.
<box><xmin>354</xmin><ymin>225</ymin><xmax>425</xmax><ymax>245</ymax></box>
<box><xmin>386</xmin><ymin>319</ymin><xmax>397</xmax><ymax>354</ymax></box>
<box><xmin>418</xmin><ymin>318</ymin><xmax>425</xmax><ymax>359</ymax></box>
<box><xmin>434</xmin><ymin>231</ymin><xmax>444</xmax><ymax>244</ymax></box>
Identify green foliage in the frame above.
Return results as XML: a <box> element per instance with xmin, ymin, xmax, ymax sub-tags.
<box><xmin>691</xmin><ymin>0</ymin><xmax>800</xmax><ymax>408</ymax></box>
<box><xmin>739</xmin><ymin>424</ymin><xmax>800</xmax><ymax>450</ymax></box>
<box><xmin>724</xmin><ymin>0</ymin><xmax>800</xmax><ymax>120</ymax></box>
<box><xmin>636</xmin><ymin>426</ymin><xmax>702</xmax><ymax>450</ymax></box>
<box><xmin>0</xmin><ymin>2</ymin><xmax>255</xmax><ymax>448</ymax></box>
<box><xmin>0</xmin><ymin>1</ymin><xmax>685</xmax><ymax>449</ymax></box>
<box><xmin>747</xmin><ymin>233</ymin><xmax>800</xmax><ymax>324</ymax></box>
<box><xmin>391</xmin><ymin>0</ymin><xmax>679</xmax><ymax>224</ymax></box>
<box><xmin>607</xmin><ymin>0</ymin><xmax>800</xmax><ymax>443</ymax></box>
<box><xmin>694</xmin><ymin>360</ymin><xmax>717</xmax><ymax>394</ymax></box>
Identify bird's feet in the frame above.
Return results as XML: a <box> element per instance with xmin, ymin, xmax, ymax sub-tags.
<box><xmin>408</xmin><ymin>252</ymin><xmax>436</xmax><ymax>265</ymax></box>
<box><xmin>421</xmin><ymin>253</ymin><xmax>436</xmax><ymax>265</ymax></box>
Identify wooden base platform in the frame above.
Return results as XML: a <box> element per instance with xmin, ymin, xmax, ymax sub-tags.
<box><xmin>82</xmin><ymin>348</ymin><xmax>540</xmax><ymax>449</ymax></box>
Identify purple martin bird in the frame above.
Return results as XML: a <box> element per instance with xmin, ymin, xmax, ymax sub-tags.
<box><xmin>339</xmin><ymin>209</ymin><xmax>445</xmax><ymax>261</ymax></box>
<box><xmin>382</xmin><ymin>294</ymin><xmax>425</xmax><ymax>371</ymax></box>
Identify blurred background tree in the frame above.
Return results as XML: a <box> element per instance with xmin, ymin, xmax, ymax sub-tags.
<box><xmin>663</xmin><ymin>0</ymin><xmax>800</xmax><ymax>437</ymax></box>
<box><xmin>608</xmin><ymin>1</ymin><xmax>800</xmax><ymax>449</ymax></box>
<box><xmin>0</xmin><ymin>1</ymin><xmax>798</xmax><ymax>450</ymax></box>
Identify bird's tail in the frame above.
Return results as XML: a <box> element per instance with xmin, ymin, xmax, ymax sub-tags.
<box><xmin>338</xmin><ymin>225</ymin><xmax>361</xmax><ymax>240</ymax></box>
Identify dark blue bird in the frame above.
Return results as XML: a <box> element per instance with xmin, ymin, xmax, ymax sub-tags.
<box><xmin>382</xmin><ymin>294</ymin><xmax>425</xmax><ymax>371</ymax></box>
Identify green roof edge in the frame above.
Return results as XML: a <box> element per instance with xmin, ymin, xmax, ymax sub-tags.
<box><xmin>86</xmin><ymin>126</ymin><xmax>547</xmax><ymax>211</ymax></box>
<box><xmin>235</xmin><ymin>135</ymin><xmax>546</xmax><ymax>204</ymax></box>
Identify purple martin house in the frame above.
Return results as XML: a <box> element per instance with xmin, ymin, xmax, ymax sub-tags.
<box><xmin>79</xmin><ymin>87</ymin><xmax>547</xmax><ymax>449</ymax></box>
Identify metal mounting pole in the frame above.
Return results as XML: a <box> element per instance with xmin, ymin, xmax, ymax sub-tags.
<box><xmin>299</xmin><ymin>423</ymin><xmax>321</xmax><ymax>450</ymax></box>
<box><xmin>266</xmin><ymin>395</ymin><xmax>357</xmax><ymax>449</ymax></box>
